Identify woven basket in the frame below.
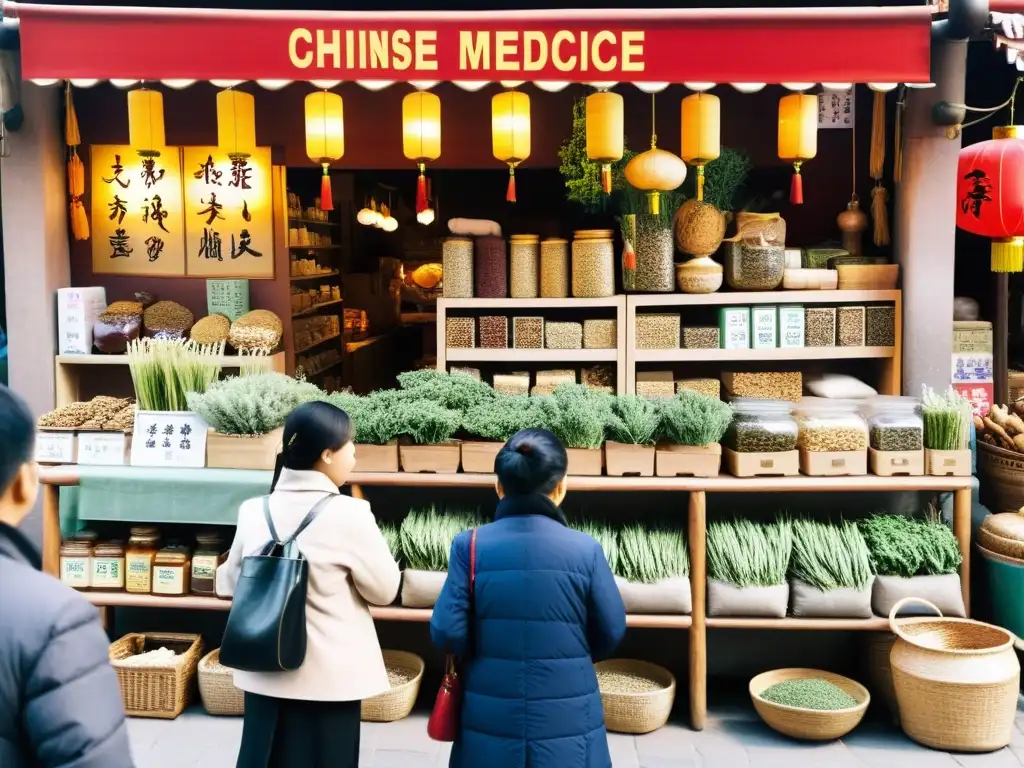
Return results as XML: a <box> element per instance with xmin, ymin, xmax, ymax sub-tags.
<box><xmin>1010</xmin><ymin>370</ymin><xmax>1023</xmax><ymax>403</ymax></box>
<box><xmin>749</xmin><ymin>668</ymin><xmax>870</xmax><ymax>741</ymax></box>
<box><xmin>198</xmin><ymin>649</ymin><xmax>244</xmax><ymax>716</ymax></box>
<box><xmin>862</xmin><ymin>632</ymin><xmax>899</xmax><ymax>724</ymax></box>
<box><xmin>977</xmin><ymin>442</ymin><xmax>1024</xmax><ymax>513</ymax></box>
<box><xmin>888</xmin><ymin>597</ymin><xmax>1021</xmax><ymax>752</ymax></box>
<box><xmin>361</xmin><ymin>651</ymin><xmax>425</xmax><ymax>723</ymax></box>
<box><xmin>596</xmin><ymin>659</ymin><xmax>676</xmax><ymax>734</ymax></box>
<box><xmin>109</xmin><ymin>632</ymin><xmax>203</xmax><ymax>719</ymax></box>
<box><xmin>978</xmin><ymin>513</ymin><xmax>1024</xmax><ymax>560</ymax></box>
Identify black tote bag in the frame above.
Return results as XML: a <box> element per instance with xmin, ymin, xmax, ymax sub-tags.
<box><xmin>220</xmin><ymin>495</ymin><xmax>332</xmax><ymax>673</ymax></box>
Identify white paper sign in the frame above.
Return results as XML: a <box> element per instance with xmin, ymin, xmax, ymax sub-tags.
<box><xmin>78</xmin><ymin>432</ymin><xmax>127</xmax><ymax>466</ymax></box>
<box><xmin>36</xmin><ymin>432</ymin><xmax>75</xmax><ymax>464</ymax></box>
<box><xmin>130</xmin><ymin>411</ymin><xmax>208</xmax><ymax>468</ymax></box>
<box><xmin>818</xmin><ymin>87</ymin><xmax>856</xmax><ymax>129</ymax></box>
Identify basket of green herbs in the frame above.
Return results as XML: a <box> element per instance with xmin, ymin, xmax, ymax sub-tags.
<box><xmin>749</xmin><ymin>668</ymin><xmax>869</xmax><ymax>741</ymax></box>
<box><xmin>616</xmin><ymin>524</ymin><xmax>691</xmax><ymax>614</ymax></box>
<box><xmin>789</xmin><ymin>520</ymin><xmax>874</xmax><ymax>618</ymax></box>
<box><xmin>921</xmin><ymin>386</ymin><xmax>972</xmax><ymax>476</ymax></box>
<box><xmin>655</xmin><ymin>391</ymin><xmax>733</xmax><ymax>477</ymax></box>
<box><xmin>461</xmin><ymin>395</ymin><xmax>548</xmax><ymax>473</ymax></box>
<box><xmin>707</xmin><ymin>519</ymin><xmax>792</xmax><ymax>617</ymax></box>
<box><xmin>538</xmin><ymin>385</ymin><xmax>612</xmax><ymax>475</ymax></box>
<box><xmin>329</xmin><ymin>391</ymin><xmax>406</xmax><ymax>472</ymax></box>
<box><xmin>604</xmin><ymin>396</ymin><xmax>661</xmax><ymax>477</ymax></box>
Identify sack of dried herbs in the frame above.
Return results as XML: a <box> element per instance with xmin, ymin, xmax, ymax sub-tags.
<box><xmin>789</xmin><ymin>520</ymin><xmax>874</xmax><ymax>618</ymax></box>
<box><xmin>707</xmin><ymin>519</ymin><xmax>792</xmax><ymax>617</ymax></box>
<box><xmin>399</xmin><ymin>506</ymin><xmax>482</xmax><ymax>608</ymax></box>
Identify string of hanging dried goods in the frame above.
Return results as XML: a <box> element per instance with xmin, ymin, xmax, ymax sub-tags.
<box><xmin>65</xmin><ymin>83</ymin><xmax>89</xmax><ymax>241</ymax></box>
<box><xmin>870</xmin><ymin>90</ymin><xmax>890</xmax><ymax>246</ymax></box>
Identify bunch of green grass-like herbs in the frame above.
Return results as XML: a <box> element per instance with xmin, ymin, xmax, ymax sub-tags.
<box><xmin>858</xmin><ymin>512</ymin><xmax>962</xmax><ymax>578</ymax></box>
<box><xmin>921</xmin><ymin>385</ymin><xmax>972</xmax><ymax>451</ymax></box>
<box><xmin>379</xmin><ymin>522</ymin><xmax>401</xmax><ymax>562</ymax></box>
<box><xmin>617</xmin><ymin>523</ymin><xmax>689</xmax><ymax>582</ymax></box>
<box><xmin>658</xmin><ymin>390</ymin><xmax>734</xmax><ymax>446</ymax></box>
<box><xmin>570</xmin><ymin>519</ymin><xmax>621</xmax><ymax>574</ymax></box>
<box><xmin>790</xmin><ymin>520</ymin><xmax>873</xmax><ymax>591</ymax></box>
<box><xmin>537</xmin><ymin>384</ymin><xmax>613</xmax><ymax>450</ymax></box>
<box><xmin>128</xmin><ymin>338</ymin><xmax>224</xmax><ymax>412</ymax></box>
<box><xmin>400</xmin><ymin>505</ymin><xmax>483</xmax><ymax>572</ymax></box>
<box><xmin>707</xmin><ymin>519</ymin><xmax>792</xmax><ymax>588</ymax></box>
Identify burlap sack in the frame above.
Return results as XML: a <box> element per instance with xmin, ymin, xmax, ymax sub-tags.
<box><xmin>707</xmin><ymin>579</ymin><xmax>789</xmax><ymax>618</ymax></box>
<box><xmin>614</xmin><ymin>576</ymin><xmax>692</xmax><ymax>615</ymax></box>
<box><xmin>871</xmin><ymin>574</ymin><xmax>966</xmax><ymax>618</ymax></box>
<box><xmin>400</xmin><ymin>570</ymin><xmax>448</xmax><ymax>609</ymax></box>
<box><xmin>789</xmin><ymin>577</ymin><xmax>874</xmax><ymax>618</ymax></box>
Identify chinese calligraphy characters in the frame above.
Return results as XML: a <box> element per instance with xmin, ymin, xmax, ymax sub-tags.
<box><xmin>960</xmin><ymin>169</ymin><xmax>992</xmax><ymax>218</ymax></box>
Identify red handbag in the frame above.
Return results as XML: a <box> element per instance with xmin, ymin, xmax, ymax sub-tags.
<box><xmin>427</xmin><ymin>529</ymin><xmax>476</xmax><ymax>742</ymax></box>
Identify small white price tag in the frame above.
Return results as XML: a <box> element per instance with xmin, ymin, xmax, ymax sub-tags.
<box><xmin>35</xmin><ymin>432</ymin><xmax>75</xmax><ymax>464</ymax></box>
<box><xmin>78</xmin><ymin>432</ymin><xmax>127</xmax><ymax>466</ymax></box>
<box><xmin>130</xmin><ymin>411</ymin><xmax>208</xmax><ymax>468</ymax></box>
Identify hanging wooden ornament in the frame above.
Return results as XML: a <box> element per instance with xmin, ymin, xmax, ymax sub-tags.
<box><xmin>492</xmin><ymin>90</ymin><xmax>531</xmax><ymax>203</ymax></box>
<box><xmin>777</xmin><ymin>93</ymin><xmax>818</xmax><ymax>205</ymax></box>
<box><xmin>625</xmin><ymin>95</ymin><xmax>687</xmax><ymax>215</ymax></box>
<box><xmin>586</xmin><ymin>90</ymin><xmax>624</xmax><ymax>194</ymax></box>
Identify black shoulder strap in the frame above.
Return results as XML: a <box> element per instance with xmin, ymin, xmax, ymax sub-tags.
<box><xmin>262</xmin><ymin>494</ymin><xmax>334</xmax><ymax>547</ymax></box>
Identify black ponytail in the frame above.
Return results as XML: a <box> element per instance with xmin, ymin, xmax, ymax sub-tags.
<box><xmin>495</xmin><ymin>428</ymin><xmax>568</xmax><ymax>497</ymax></box>
<box><xmin>270</xmin><ymin>401</ymin><xmax>354</xmax><ymax>491</ymax></box>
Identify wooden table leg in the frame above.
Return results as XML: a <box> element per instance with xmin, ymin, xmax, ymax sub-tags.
<box><xmin>954</xmin><ymin>487</ymin><xmax>971</xmax><ymax>617</ymax></box>
<box><xmin>688</xmin><ymin>490</ymin><xmax>707</xmax><ymax>731</ymax></box>
<box><xmin>42</xmin><ymin>483</ymin><xmax>61</xmax><ymax>577</ymax></box>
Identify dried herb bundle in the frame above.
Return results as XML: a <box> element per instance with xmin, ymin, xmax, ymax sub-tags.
<box><xmin>659</xmin><ymin>391</ymin><xmax>734</xmax><ymax>446</ymax></box>
<box><xmin>606</xmin><ymin>395</ymin><xmax>661</xmax><ymax>446</ymax></box>
<box><xmin>187</xmin><ymin>372</ymin><xmax>323</xmax><ymax>435</ymax></box>
<box><xmin>127</xmin><ymin>338</ymin><xmax>224</xmax><ymax>412</ymax></box>
<box><xmin>399</xmin><ymin>505</ymin><xmax>482</xmax><ymax>572</ymax></box>
<box><xmin>858</xmin><ymin>514</ymin><xmax>962</xmax><ymax>578</ymax></box>
<box><xmin>707</xmin><ymin>519</ymin><xmax>792</xmax><ymax>588</ymax></box>
<box><xmin>790</xmin><ymin>520</ymin><xmax>872</xmax><ymax>591</ymax></box>
<box><xmin>618</xmin><ymin>524</ymin><xmax>689</xmax><ymax>582</ymax></box>
<box><xmin>922</xmin><ymin>386</ymin><xmax>972</xmax><ymax>451</ymax></box>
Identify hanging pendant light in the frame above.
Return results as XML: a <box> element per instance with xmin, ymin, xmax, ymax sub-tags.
<box><xmin>380</xmin><ymin>192</ymin><xmax>398</xmax><ymax>232</ymax></box>
<box><xmin>127</xmin><ymin>87</ymin><xmax>165</xmax><ymax>158</ymax></box>
<box><xmin>492</xmin><ymin>89</ymin><xmax>531</xmax><ymax>203</ymax></box>
<box><xmin>403</xmin><ymin>90</ymin><xmax>441</xmax><ymax>214</ymax></box>
<box><xmin>681</xmin><ymin>92</ymin><xmax>721</xmax><ymax>202</ymax></box>
<box><xmin>586</xmin><ymin>90</ymin><xmax>624</xmax><ymax>194</ymax></box>
<box><xmin>624</xmin><ymin>94</ymin><xmax>687</xmax><ymax>215</ymax></box>
<box><xmin>357</xmin><ymin>198</ymin><xmax>377</xmax><ymax>226</ymax></box>
<box><xmin>217</xmin><ymin>88</ymin><xmax>256</xmax><ymax>160</ymax></box>
<box><xmin>305</xmin><ymin>90</ymin><xmax>344</xmax><ymax>211</ymax></box>
<box><xmin>778</xmin><ymin>93</ymin><xmax>818</xmax><ymax>205</ymax></box>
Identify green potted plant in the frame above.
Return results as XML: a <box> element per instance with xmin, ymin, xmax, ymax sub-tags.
<box><xmin>707</xmin><ymin>519</ymin><xmax>792</xmax><ymax>618</ymax></box>
<box><xmin>394</xmin><ymin>398</ymin><xmax>463</xmax><ymax>473</ymax></box>
<box><xmin>922</xmin><ymin>386</ymin><xmax>972</xmax><ymax>476</ymax></box>
<box><xmin>399</xmin><ymin>505</ymin><xmax>481</xmax><ymax>608</ymax></box>
<box><xmin>538</xmin><ymin>384</ymin><xmax>611</xmax><ymax>476</ymax></box>
<box><xmin>656</xmin><ymin>391</ymin><xmax>733</xmax><ymax>477</ymax></box>
<box><xmin>461</xmin><ymin>395</ymin><xmax>547</xmax><ymax>473</ymax></box>
<box><xmin>605</xmin><ymin>395</ymin><xmax>661</xmax><ymax>476</ymax></box>
<box><xmin>329</xmin><ymin>390</ymin><xmax>405</xmax><ymax>473</ymax></box>
<box><xmin>789</xmin><ymin>520</ymin><xmax>874</xmax><ymax>618</ymax></box>
<box><xmin>188</xmin><ymin>371</ymin><xmax>323</xmax><ymax>470</ymax></box>
<box><xmin>616</xmin><ymin>524</ymin><xmax>691</xmax><ymax>614</ymax></box>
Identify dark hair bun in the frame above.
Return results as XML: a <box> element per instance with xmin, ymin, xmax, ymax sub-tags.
<box><xmin>496</xmin><ymin>429</ymin><xmax>568</xmax><ymax>497</ymax></box>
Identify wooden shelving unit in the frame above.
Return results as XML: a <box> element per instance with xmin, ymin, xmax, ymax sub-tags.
<box><xmin>292</xmin><ymin>298</ymin><xmax>343</xmax><ymax>318</ymax></box>
<box><xmin>625</xmin><ymin>289</ymin><xmax>903</xmax><ymax>396</ymax></box>
<box><xmin>37</xmin><ymin>465</ymin><xmax>972</xmax><ymax>733</ymax></box>
<box><xmin>294</xmin><ymin>332</ymin><xmax>341</xmax><ymax>355</ymax></box>
<box><xmin>288</xmin><ymin>244</ymin><xmax>342</xmax><ymax>251</ymax></box>
<box><xmin>289</xmin><ymin>270</ymin><xmax>339</xmax><ymax>282</ymax></box>
<box><xmin>54</xmin><ymin>352</ymin><xmax>285</xmax><ymax>408</ymax></box>
<box><xmin>289</xmin><ymin>218</ymin><xmax>339</xmax><ymax>228</ymax></box>
<box><xmin>436</xmin><ymin>297</ymin><xmax>628</xmax><ymax>394</ymax></box>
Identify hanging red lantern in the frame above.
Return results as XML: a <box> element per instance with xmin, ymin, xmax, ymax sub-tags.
<box><xmin>956</xmin><ymin>126</ymin><xmax>1024</xmax><ymax>273</ymax></box>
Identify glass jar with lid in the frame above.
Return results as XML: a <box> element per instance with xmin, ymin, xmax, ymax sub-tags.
<box><xmin>723</xmin><ymin>398</ymin><xmax>799</xmax><ymax>453</ymax></box>
<box><xmin>153</xmin><ymin>544</ymin><xmax>192</xmax><ymax>596</ymax></box>
<box><xmin>723</xmin><ymin>241</ymin><xmax>786</xmax><ymax>291</ymax></box>
<box><xmin>126</xmin><ymin>526</ymin><xmax>160</xmax><ymax>594</ymax></box>
<box><xmin>793</xmin><ymin>397</ymin><xmax>870</xmax><ymax>452</ymax></box>
<box><xmin>91</xmin><ymin>540</ymin><xmax>126</xmax><ymax>591</ymax></box>
<box><xmin>59</xmin><ymin>540</ymin><xmax>92</xmax><ymax>590</ymax></box>
<box><xmin>192</xmin><ymin>533</ymin><xmax>227</xmax><ymax>597</ymax></box>
<box><xmin>863</xmin><ymin>396</ymin><xmax>924</xmax><ymax>452</ymax></box>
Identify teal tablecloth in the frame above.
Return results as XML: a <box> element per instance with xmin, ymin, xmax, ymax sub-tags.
<box><xmin>59</xmin><ymin>465</ymin><xmax>273</xmax><ymax>533</ymax></box>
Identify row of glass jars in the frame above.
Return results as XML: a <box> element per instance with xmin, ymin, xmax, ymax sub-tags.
<box><xmin>59</xmin><ymin>527</ymin><xmax>227</xmax><ymax>597</ymax></box>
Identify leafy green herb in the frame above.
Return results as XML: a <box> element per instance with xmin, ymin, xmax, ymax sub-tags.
<box><xmin>658</xmin><ymin>391</ymin><xmax>734</xmax><ymax>446</ymax></box>
<box><xmin>858</xmin><ymin>514</ymin><xmax>962</xmax><ymax>577</ymax></box>
<box><xmin>922</xmin><ymin>385</ymin><xmax>972</xmax><ymax>451</ymax></box>
<box><xmin>128</xmin><ymin>339</ymin><xmax>225</xmax><ymax>412</ymax></box>
<box><xmin>681</xmin><ymin>148</ymin><xmax>752</xmax><ymax>213</ymax></box>
<box><xmin>558</xmin><ymin>96</ymin><xmax>637</xmax><ymax>213</ymax></box>
<box><xmin>395</xmin><ymin>399</ymin><xmax>462</xmax><ymax>445</ymax></box>
<box><xmin>380</xmin><ymin>522</ymin><xmax>401</xmax><ymax>562</ymax></box>
<box><xmin>707</xmin><ymin>519</ymin><xmax>792</xmax><ymax>588</ymax></box>
<box><xmin>538</xmin><ymin>384</ymin><xmax>612</xmax><ymax>449</ymax></box>
<box><xmin>618</xmin><ymin>524</ymin><xmax>689</xmax><ymax>582</ymax></box>
<box><xmin>327</xmin><ymin>390</ymin><xmax>405</xmax><ymax>445</ymax></box>
<box><xmin>570</xmin><ymin>519</ymin><xmax>620</xmax><ymax>574</ymax></box>
<box><xmin>397</xmin><ymin>369</ymin><xmax>496</xmax><ymax>411</ymax></box>
<box><xmin>462</xmin><ymin>395</ymin><xmax>548</xmax><ymax>442</ymax></box>
<box><xmin>790</xmin><ymin>520</ymin><xmax>872</xmax><ymax>591</ymax></box>
<box><xmin>400</xmin><ymin>505</ymin><xmax>482</xmax><ymax>572</ymax></box>
<box><xmin>606</xmin><ymin>395</ymin><xmax>661</xmax><ymax>445</ymax></box>
<box><xmin>187</xmin><ymin>372</ymin><xmax>324</xmax><ymax>435</ymax></box>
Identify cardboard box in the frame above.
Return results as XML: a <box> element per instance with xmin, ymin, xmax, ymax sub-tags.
<box><xmin>56</xmin><ymin>287</ymin><xmax>107</xmax><ymax>354</ymax></box>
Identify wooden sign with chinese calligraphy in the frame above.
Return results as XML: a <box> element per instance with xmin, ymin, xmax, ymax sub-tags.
<box><xmin>90</xmin><ymin>145</ymin><xmax>187</xmax><ymax>276</ymax></box>
<box><xmin>817</xmin><ymin>86</ymin><xmax>855</xmax><ymax>130</ymax></box>
<box><xmin>183</xmin><ymin>147</ymin><xmax>275</xmax><ymax>279</ymax></box>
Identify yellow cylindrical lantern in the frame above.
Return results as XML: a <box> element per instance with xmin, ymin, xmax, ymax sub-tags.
<box><xmin>127</xmin><ymin>88</ymin><xmax>165</xmax><ymax>158</ymax></box>
<box><xmin>403</xmin><ymin>91</ymin><xmax>441</xmax><ymax>214</ymax></box>
<box><xmin>305</xmin><ymin>90</ymin><xmax>344</xmax><ymax>211</ymax></box>
<box><xmin>217</xmin><ymin>89</ymin><xmax>256</xmax><ymax>160</ymax></box>
<box><xmin>778</xmin><ymin>93</ymin><xmax>818</xmax><ymax>205</ymax></box>
<box><xmin>492</xmin><ymin>90</ymin><xmax>531</xmax><ymax>203</ymax></box>
<box><xmin>586</xmin><ymin>91</ymin><xmax>624</xmax><ymax>194</ymax></box>
<box><xmin>681</xmin><ymin>93</ymin><xmax>721</xmax><ymax>202</ymax></box>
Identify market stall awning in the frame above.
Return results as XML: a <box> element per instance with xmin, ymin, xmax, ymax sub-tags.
<box><xmin>7</xmin><ymin>3</ymin><xmax>932</xmax><ymax>89</ymax></box>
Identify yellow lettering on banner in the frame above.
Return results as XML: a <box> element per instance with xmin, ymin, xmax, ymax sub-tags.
<box><xmin>346</xmin><ymin>30</ymin><xmax>355</xmax><ymax>69</ymax></box>
<box><xmin>496</xmin><ymin>31</ymin><xmax>518</xmax><ymax>71</ymax></box>
<box><xmin>358</xmin><ymin>30</ymin><xmax>367</xmax><ymax>69</ymax></box>
<box><xmin>289</xmin><ymin>28</ymin><xmax>313</xmax><ymax>68</ymax></box>
<box><xmin>316</xmin><ymin>29</ymin><xmax>340</xmax><ymax>69</ymax></box>
<box><xmin>552</xmin><ymin>30</ymin><xmax>576</xmax><ymax>71</ymax></box>
<box><xmin>591</xmin><ymin>30</ymin><xmax>616</xmax><ymax>72</ymax></box>
<box><xmin>460</xmin><ymin>31</ymin><xmax>489</xmax><ymax>70</ymax></box>
<box><xmin>622</xmin><ymin>30</ymin><xmax>645</xmax><ymax>71</ymax></box>
<box><xmin>393</xmin><ymin>30</ymin><xmax>412</xmax><ymax>70</ymax></box>
<box><xmin>416</xmin><ymin>30</ymin><xmax>438</xmax><ymax>70</ymax></box>
<box><xmin>523</xmin><ymin>31</ymin><xmax>547</xmax><ymax>72</ymax></box>
<box><xmin>580</xmin><ymin>30</ymin><xmax>589</xmax><ymax>71</ymax></box>
<box><xmin>370</xmin><ymin>30</ymin><xmax>388</xmax><ymax>69</ymax></box>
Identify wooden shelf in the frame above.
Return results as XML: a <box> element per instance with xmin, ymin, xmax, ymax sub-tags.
<box><xmin>440</xmin><ymin>297</ymin><xmax>622</xmax><ymax>309</ymax></box>
<box><xmin>289</xmin><ymin>218</ymin><xmax>339</xmax><ymax>228</ymax></box>
<box><xmin>56</xmin><ymin>352</ymin><xmax>284</xmax><ymax>368</ymax></box>
<box><xmin>706</xmin><ymin>617</ymin><xmax>891</xmax><ymax>630</ymax></box>
<box><xmin>633</xmin><ymin>346</ymin><xmax>896</xmax><ymax>363</ymax></box>
<box><xmin>446</xmin><ymin>348</ymin><xmax>618</xmax><ymax>363</ymax></box>
<box><xmin>290</xmin><ymin>270</ymin><xmax>339</xmax><ymax>282</ymax></box>
<box><xmin>288</xmin><ymin>244</ymin><xmax>341</xmax><ymax>251</ymax></box>
<box><xmin>347</xmin><ymin>334</ymin><xmax>390</xmax><ymax>354</ymax></box>
<box><xmin>294</xmin><ymin>332</ymin><xmax>341</xmax><ymax>355</ymax></box>
<box><xmin>629</xmin><ymin>290</ymin><xmax>901</xmax><ymax>307</ymax></box>
<box><xmin>292</xmin><ymin>298</ymin><xmax>343</xmax><ymax>318</ymax></box>
<box><xmin>83</xmin><ymin>592</ymin><xmax>688</xmax><ymax>628</ymax></box>
<box><xmin>303</xmin><ymin>359</ymin><xmax>342</xmax><ymax>378</ymax></box>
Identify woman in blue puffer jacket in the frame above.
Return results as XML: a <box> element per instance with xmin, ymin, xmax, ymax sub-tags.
<box><xmin>430</xmin><ymin>428</ymin><xmax>627</xmax><ymax>768</ymax></box>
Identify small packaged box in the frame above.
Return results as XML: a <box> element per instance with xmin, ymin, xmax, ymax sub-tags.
<box><xmin>778</xmin><ymin>305</ymin><xmax>805</xmax><ymax>348</ymax></box>
<box><xmin>718</xmin><ymin>307</ymin><xmax>751</xmax><ymax>350</ymax></box>
<box><xmin>752</xmin><ymin>307</ymin><xmax>778</xmax><ymax>349</ymax></box>
<box><xmin>57</xmin><ymin>287</ymin><xmax>107</xmax><ymax>354</ymax></box>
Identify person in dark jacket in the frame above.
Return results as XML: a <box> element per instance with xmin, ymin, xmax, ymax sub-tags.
<box><xmin>0</xmin><ymin>385</ymin><xmax>134</xmax><ymax>768</ymax></box>
<box><xmin>430</xmin><ymin>428</ymin><xmax>627</xmax><ymax>768</ymax></box>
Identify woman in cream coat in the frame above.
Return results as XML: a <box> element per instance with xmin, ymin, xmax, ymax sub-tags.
<box><xmin>217</xmin><ymin>401</ymin><xmax>401</xmax><ymax>768</ymax></box>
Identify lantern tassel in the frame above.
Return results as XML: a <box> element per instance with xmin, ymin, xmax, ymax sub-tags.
<box><xmin>696</xmin><ymin>166</ymin><xmax>706</xmax><ymax>202</ymax></box>
<box><xmin>992</xmin><ymin>237</ymin><xmax>1024</xmax><ymax>273</ymax></box>
<box><xmin>790</xmin><ymin>163</ymin><xmax>804</xmax><ymax>205</ymax></box>
<box><xmin>871</xmin><ymin>183</ymin><xmax>890</xmax><ymax>247</ymax></box>
<box><xmin>506</xmin><ymin>167</ymin><xmax>516</xmax><ymax>203</ymax></box>
<box><xmin>600</xmin><ymin>163</ymin><xmax>612</xmax><ymax>195</ymax></box>
<box><xmin>320</xmin><ymin>163</ymin><xmax>334</xmax><ymax>211</ymax></box>
<box><xmin>416</xmin><ymin>163</ymin><xmax>428</xmax><ymax>213</ymax></box>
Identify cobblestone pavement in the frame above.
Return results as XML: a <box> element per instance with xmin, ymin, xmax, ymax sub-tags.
<box><xmin>128</xmin><ymin>703</ymin><xmax>1024</xmax><ymax>767</ymax></box>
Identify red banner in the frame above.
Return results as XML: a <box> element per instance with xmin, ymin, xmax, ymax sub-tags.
<box><xmin>10</xmin><ymin>3</ymin><xmax>932</xmax><ymax>85</ymax></box>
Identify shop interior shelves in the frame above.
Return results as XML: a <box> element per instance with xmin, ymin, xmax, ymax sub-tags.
<box><xmin>440</xmin><ymin>297</ymin><xmax>623</xmax><ymax>309</ymax></box>
<box><xmin>633</xmin><ymin>346</ymin><xmax>896</xmax><ymax>362</ymax></box>
<box><xmin>445</xmin><ymin>348</ymin><xmax>618</xmax><ymax>363</ymax></box>
<box><xmin>292</xmin><ymin>298</ymin><xmax>343</xmax><ymax>318</ymax></box>
<box><xmin>288</xmin><ymin>244</ymin><xmax>342</xmax><ymax>251</ymax></box>
<box><xmin>628</xmin><ymin>289</ymin><xmax>902</xmax><ymax>307</ymax></box>
<box><xmin>289</xmin><ymin>218</ymin><xmax>339</xmax><ymax>228</ymax></box>
<box><xmin>294</xmin><ymin>332</ymin><xmax>341</xmax><ymax>355</ymax></box>
<box><xmin>290</xmin><ymin>270</ymin><xmax>339</xmax><ymax>282</ymax></box>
